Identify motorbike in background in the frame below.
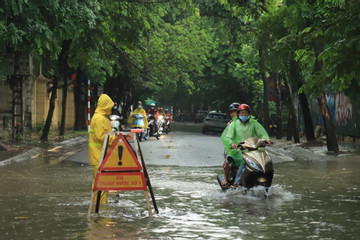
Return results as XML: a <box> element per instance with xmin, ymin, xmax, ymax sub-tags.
<box><xmin>109</xmin><ymin>114</ymin><xmax>123</xmax><ymax>132</ymax></box>
<box><xmin>217</xmin><ymin>137</ymin><xmax>274</xmax><ymax>197</ymax></box>
<box><xmin>146</xmin><ymin>113</ymin><xmax>162</xmax><ymax>140</ymax></box>
<box><xmin>157</xmin><ymin>115</ymin><xmax>165</xmax><ymax>135</ymax></box>
<box><xmin>164</xmin><ymin>116</ymin><xmax>171</xmax><ymax>134</ymax></box>
<box><xmin>131</xmin><ymin>114</ymin><xmax>146</xmax><ymax>141</ymax></box>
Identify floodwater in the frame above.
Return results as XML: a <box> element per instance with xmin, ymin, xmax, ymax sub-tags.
<box><xmin>1</xmin><ymin>146</ymin><xmax>360</xmax><ymax>239</ymax></box>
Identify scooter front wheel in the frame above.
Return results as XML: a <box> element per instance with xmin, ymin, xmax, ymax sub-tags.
<box><xmin>259</xmin><ymin>182</ymin><xmax>271</xmax><ymax>198</ymax></box>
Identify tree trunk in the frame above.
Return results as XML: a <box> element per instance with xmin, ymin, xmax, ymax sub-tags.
<box><xmin>274</xmin><ymin>71</ymin><xmax>282</xmax><ymax>139</ymax></box>
<box><xmin>291</xmin><ymin>59</ymin><xmax>316</xmax><ymax>142</ymax></box>
<box><xmin>313</xmin><ymin>40</ymin><xmax>339</xmax><ymax>153</ymax></box>
<box><xmin>74</xmin><ymin>68</ymin><xmax>86</xmax><ymax>131</ymax></box>
<box><xmin>317</xmin><ymin>93</ymin><xmax>339</xmax><ymax>153</ymax></box>
<box><xmin>298</xmin><ymin>92</ymin><xmax>316</xmax><ymax>141</ymax></box>
<box><xmin>258</xmin><ymin>47</ymin><xmax>269</xmax><ymax>127</ymax></box>
<box><xmin>286</xmin><ymin>104</ymin><xmax>293</xmax><ymax>141</ymax></box>
<box><xmin>284</xmin><ymin>73</ymin><xmax>300</xmax><ymax>143</ymax></box>
<box><xmin>59</xmin><ymin>40</ymin><xmax>72</xmax><ymax>136</ymax></box>
<box><xmin>40</xmin><ymin>77</ymin><xmax>58</xmax><ymax>142</ymax></box>
<box><xmin>262</xmin><ymin>71</ymin><xmax>269</xmax><ymax>128</ymax></box>
<box><xmin>120</xmin><ymin>88</ymin><xmax>133</xmax><ymax>120</ymax></box>
<box><xmin>59</xmin><ymin>79</ymin><xmax>67</xmax><ymax>136</ymax></box>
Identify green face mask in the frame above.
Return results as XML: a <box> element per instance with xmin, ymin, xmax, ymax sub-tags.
<box><xmin>138</xmin><ymin>105</ymin><xmax>142</xmax><ymax>108</ymax></box>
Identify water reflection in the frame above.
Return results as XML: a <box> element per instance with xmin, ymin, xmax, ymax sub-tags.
<box><xmin>85</xmin><ymin>216</ymin><xmax>150</xmax><ymax>239</ymax></box>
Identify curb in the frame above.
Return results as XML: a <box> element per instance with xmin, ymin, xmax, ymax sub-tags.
<box><xmin>268</xmin><ymin>139</ymin><xmax>325</xmax><ymax>162</ymax></box>
<box><xmin>0</xmin><ymin>147</ymin><xmax>42</xmax><ymax>166</ymax></box>
<box><xmin>56</xmin><ymin>136</ymin><xmax>88</xmax><ymax>146</ymax></box>
<box><xmin>266</xmin><ymin>147</ymin><xmax>295</xmax><ymax>163</ymax></box>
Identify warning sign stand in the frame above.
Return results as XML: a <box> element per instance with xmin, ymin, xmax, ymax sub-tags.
<box><xmin>88</xmin><ymin>129</ymin><xmax>158</xmax><ymax>216</ymax></box>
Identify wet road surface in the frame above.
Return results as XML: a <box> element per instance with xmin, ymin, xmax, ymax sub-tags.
<box><xmin>1</xmin><ymin>131</ymin><xmax>360</xmax><ymax>239</ymax></box>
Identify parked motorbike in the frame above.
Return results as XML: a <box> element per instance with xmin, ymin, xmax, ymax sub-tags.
<box><xmin>164</xmin><ymin>116</ymin><xmax>171</xmax><ymax>134</ymax></box>
<box><xmin>217</xmin><ymin>137</ymin><xmax>274</xmax><ymax>196</ymax></box>
<box><xmin>109</xmin><ymin>114</ymin><xmax>123</xmax><ymax>132</ymax></box>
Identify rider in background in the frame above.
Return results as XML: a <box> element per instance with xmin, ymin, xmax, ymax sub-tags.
<box><xmin>164</xmin><ymin>108</ymin><xmax>173</xmax><ymax>128</ymax></box>
<box><xmin>111</xmin><ymin>102</ymin><xmax>121</xmax><ymax>116</ymax></box>
<box><xmin>128</xmin><ymin>101</ymin><xmax>148</xmax><ymax>128</ymax></box>
<box><xmin>220</xmin><ymin>102</ymin><xmax>240</xmax><ymax>187</ymax></box>
<box><xmin>158</xmin><ymin>107</ymin><xmax>165</xmax><ymax>118</ymax></box>
<box><xmin>147</xmin><ymin>103</ymin><xmax>159</xmax><ymax>119</ymax></box>
<box><xmin>147</xmin><ymin>103</ymin><xmax>159</xmax><ymax>133</ymax></box>
<box><xmin>221</xmin><ymin>103</ymin><xmax>271</xmax><ymax>187</ymax></box>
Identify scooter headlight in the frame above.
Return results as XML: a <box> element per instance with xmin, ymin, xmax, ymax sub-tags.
<box><xmin>245</xmin><ymin>157</ymin><xmax>263</xmax><ymax>172</ymax></box>
<box><xmin>158</xmin><ymin>115</ymin><xmax>164</xmax><ymax>120</ymax></box>
<box><xmin>109</xmin><ymin>115</ymin><xmax>120</xmax><ymax>121</ymax></box>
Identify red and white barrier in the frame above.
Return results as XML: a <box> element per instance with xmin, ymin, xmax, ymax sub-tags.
<box><xmin>88</xmin><ymin>79</ymin><xmax>91</xmax><ymax>133</ymax></box>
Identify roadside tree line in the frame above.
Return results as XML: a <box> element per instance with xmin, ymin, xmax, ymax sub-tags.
<box><xmin>1</xmin><ymin>0</ymin><xmax>359</xmax><ymax>153</ymax></box>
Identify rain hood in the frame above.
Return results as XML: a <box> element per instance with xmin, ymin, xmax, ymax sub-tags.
<box><xmin>95</xmin><ymin>94</ymin><xmax>114</xmax><ymax>116</ymax></box>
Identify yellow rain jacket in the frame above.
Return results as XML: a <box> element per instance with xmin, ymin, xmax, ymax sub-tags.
<box><xmin>88</xmin><ymin>94</ymin><xmax>115</xmax><ymax>204</ymax></box>
<box><xmin>88</xmin><ymin>94</ymin><xmax>115</xmax><ymax>166</ymax></box>
<box><xmin>127</xmin><ymin>107</ymin><xmax>149</xmax><ymax>129</ymax></box>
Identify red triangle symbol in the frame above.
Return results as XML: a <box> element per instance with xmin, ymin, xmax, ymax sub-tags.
<box><xmin>98</xmin><ymin>134</ymin><xmax>142</xmax><ymax>171</ymax></box>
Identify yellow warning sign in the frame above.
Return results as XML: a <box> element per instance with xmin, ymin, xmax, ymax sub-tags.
<box><xmin>98</xmin><ymin>134</ymin><xmax>142</xmax><ymax>171</ymax></box>
<box><xmin>93</xmin><ymin>172</ymin><xmax>146</xmax><ymax>191</ymax></box>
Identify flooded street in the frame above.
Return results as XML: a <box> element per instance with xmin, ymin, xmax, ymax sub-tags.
<box><xmin>1</xmin><ymin>132</ymin><xmax>360</xmax><ymax>239</ymax></box>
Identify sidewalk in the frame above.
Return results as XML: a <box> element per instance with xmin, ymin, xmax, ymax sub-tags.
<box><xmin>0</xmin><ymin>131</ymin><xmax>89</xmax><ymax>166</ymax></box>
<box><xmin>269</xmin><ymin>137</ymin><xmax>360</xmax><ymax>163</ymax></box>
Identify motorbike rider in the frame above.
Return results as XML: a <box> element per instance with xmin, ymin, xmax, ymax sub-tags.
<box><xmin>147</xmin><ymin>103</ymin><xmax>159</xmax><ymax>117</ymax></box>
<box><xmin>221</xmin><ymin>103</ymin><xmax>271</xmax><ymax>187</ymax></box>
<box><xmin>127</xmin><ymin>101</ymin><xmax>148</xmax><ymax>139</ymax></box>
<box><xmin>227</xmin><ymin>102</ymin><xmax>239</xmax><ymax>125</ymax></box>
<box><xmin>146</xmin><ymin>103</ymin><xmax>159</xmax><ymax>134</ymax></box>
<box><xmin>158</xmin><ymin>107</ymin><xmax>165</xmax><ymax>117</ymax></box>
<box><xmin>109</xmin><ymin>102</ymin><xmax>123</xmax><ymax>131</ymax></box>
<box><xmin>164</xmin><ymin>108</ymin><xmax>173</xmax><ymax>129</ymax></box>
<box><xmin>111</xmin><ymin>102</ymin><xmax>121</xmax><ymax>116</ymax></box>
<box><xmin>220</xmin><ymin>102</ymin><xmax>240</xmax><ymax>186</ymax></box>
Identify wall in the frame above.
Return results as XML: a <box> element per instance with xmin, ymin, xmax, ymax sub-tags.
<box><xmin>0</xmin><ymin>76</ymin><xmax>75</xmax><ymax>133</ymax></box>
<box><xmin>32</xmin><ymin>76</ymin><xmax>75</xmax><ymax>129</ymax></box>
<box><xmin>308</xmin><ymin>92</ymin><xmax>360</xmax><ymax>137</ymax></box>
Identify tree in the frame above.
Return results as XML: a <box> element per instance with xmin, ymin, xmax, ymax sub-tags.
<box><xmin>291</xmin><ymin>1</ymin><xmax>340</xmax><ymax>152</ymax></box>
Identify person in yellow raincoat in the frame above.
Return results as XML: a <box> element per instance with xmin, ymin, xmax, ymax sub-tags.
<box><xmin>127</xmin><ymin>101</ymin><xmax>148</xmax><ymax>140</ymax></box>
<box><xmin>89</xmin><ymin>94</ymin><xmax>116</xmax><ymax>204</ymax></box>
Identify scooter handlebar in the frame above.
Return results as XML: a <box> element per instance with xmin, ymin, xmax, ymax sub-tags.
<box><xmin>237</xmin><ymin>139</ymin><xmax>273</xmax><ymax>150</ymax></box>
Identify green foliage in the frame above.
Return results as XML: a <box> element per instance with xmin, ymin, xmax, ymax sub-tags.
<box><xmin>1</xmin><ymin>0</ymin><xmax>359</xmax><ymax>118</ymax></box>
<box><xmin>129</xmin><ymin>14</ymin><xmax>214</xmax><ymax>98</ymax></box>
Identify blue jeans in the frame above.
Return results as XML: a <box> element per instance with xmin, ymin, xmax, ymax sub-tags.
<box><xmin>235</xmin><ymin>163</ymin><xmax>246</xmax><ymax>185</ymax></box>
